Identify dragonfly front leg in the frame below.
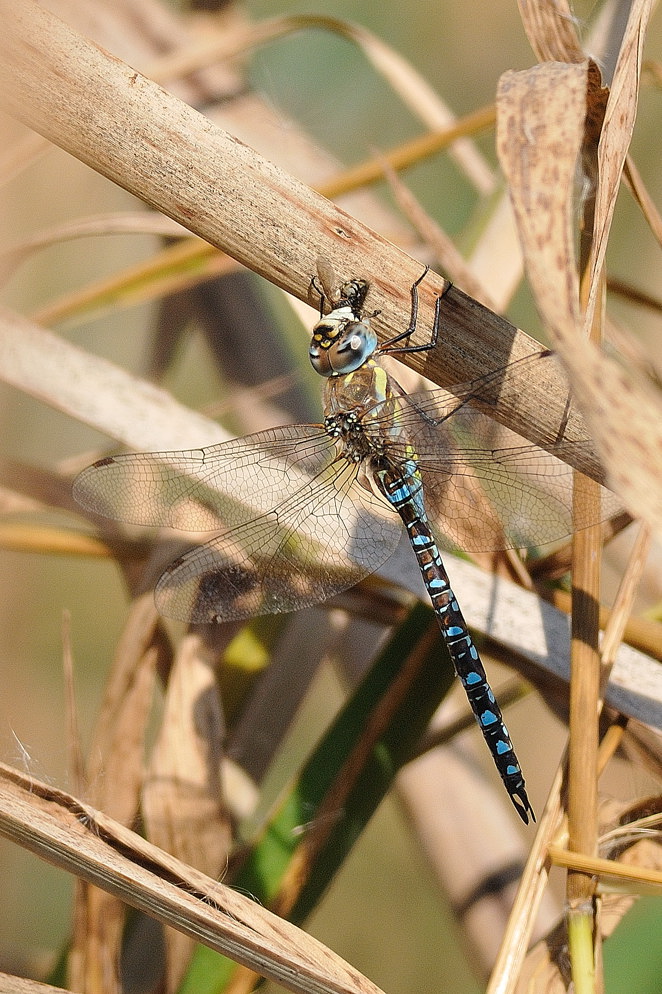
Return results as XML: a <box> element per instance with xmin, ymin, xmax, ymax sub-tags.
<box><xmin>380</xmin><ymin>267</ymin><xmax>449</xmax><ymax>357</ymax></box>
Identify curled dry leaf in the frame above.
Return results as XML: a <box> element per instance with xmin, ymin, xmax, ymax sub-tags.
<box><xmin>584</xmin><ymin>0</ymin><xmax>653</xmax><ymax>330</ymax></box>
<box><xmin>497</xmin><ymin>9</ymin><xmax>662</xmax><ymax>538</ymax></box>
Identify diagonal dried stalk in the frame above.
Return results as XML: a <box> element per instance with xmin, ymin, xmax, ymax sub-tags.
<box><xmin>0</xmin><ymin>762</ymin><xmax>385</xmax><ymax>994</ymax></box>
<box><xmin>0</xmin><ymin>0</ymin><xmax>607</xmax><ymax>473</ymax></box>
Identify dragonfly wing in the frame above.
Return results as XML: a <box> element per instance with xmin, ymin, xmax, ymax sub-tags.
<box><xmin>73</xmin><ymin>425</ymin><xmax>336</xmax><ymax>531</ymax></box>
<box><xmin>380</xmin><ymin>366</ymin><xmax>622</xmax><ymax>553</ymax></box>
<box><xmin>154</xmin><ymin>459</ymin><xmax>403</xmax><ymax>623</ymax></box>
<box><xmin>418</xmin><ymin>410</ymin><xmax>622</xmax><ymax>551</ymax></box>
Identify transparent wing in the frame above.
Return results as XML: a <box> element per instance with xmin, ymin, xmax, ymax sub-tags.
<box><xmin>373</xmin><ymin>352</ymin><xmax>623</xmax><ymax>553</ymax></box>
<box><xmin>155</xmin><ymin>459</ymin><xmax>402</xmax><ymax>623</ymax></box>
<box><xmin>73</xmin><ymin>425</ymin><xmax>402</xmax><ymax>623</ymax></box>
<box><xmin>74</xmin><ymin>425</ymin><xmax>343</xmax><ymax>531</ymax></box>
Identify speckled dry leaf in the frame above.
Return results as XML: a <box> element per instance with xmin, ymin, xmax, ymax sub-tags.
<box><xmin>497</xmin><ymin>61</ymin><xmax>587</xmax><ymax>337</ymax></box>
<box><xmin>517</xmin><ymin>0</ymin><xmax>584</xmax><ymax>63</ymax></box>
<box><xmin>143</xmin><ymin>632</ymin><xmax>231</xmax><ymax>990</ymax></box>
<box><xmin>497</xmin><ymin>54</ymin><xmax>662</xmax><ymax>536</ymax></box>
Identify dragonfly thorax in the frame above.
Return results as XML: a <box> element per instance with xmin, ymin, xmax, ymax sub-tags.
<box><xmin>324</xmin><ymin>409</ymin><xmax>386</xmax><ymax>463</ymax></box>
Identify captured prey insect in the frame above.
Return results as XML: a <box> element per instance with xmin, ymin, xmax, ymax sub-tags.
<box><xmin>73</xmin><ymin>265</ymin><xmax>617</xmax><ymax>824</ymax></box>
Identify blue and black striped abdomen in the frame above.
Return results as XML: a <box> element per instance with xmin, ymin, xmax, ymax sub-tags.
<box><xmin>374</xmin><ymin>457</ymin><xmax>534</xmax><ymax>824</ymax></box>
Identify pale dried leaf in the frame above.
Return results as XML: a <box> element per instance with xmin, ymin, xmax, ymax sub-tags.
<box><xmin>497</xmin><ymin>61</ymin><xmax>586</xmax><ymax>339</ymax></box>
<box><xmin>558</xmin><ymin>334</ymin><xmax>662</xmax><ymax>542</ymax></box>
<box><xmin>0</xmin><ymin>306</ymin><xmax>228</xmax><ymax>451</ymax></box>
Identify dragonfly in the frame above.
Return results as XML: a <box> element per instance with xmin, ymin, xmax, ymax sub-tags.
<box><xmin>73</xmin><ymin>265</ymin><xmax>617</xmax><ymax>824</ymax></box>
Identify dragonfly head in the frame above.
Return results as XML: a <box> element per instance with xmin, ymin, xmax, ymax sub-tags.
<box><xmin>309</xmin><ymin>307</ymin><xmax>378</xmax><ymax>376</ymax></box>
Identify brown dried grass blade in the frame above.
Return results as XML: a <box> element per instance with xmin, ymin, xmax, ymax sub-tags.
<box><xmin>143</xmin><ymin>632</ymin><xmax>232</xmax><ymax>991</ymax></box>
<box><xmin>517</xmin><ymin>0</ymin><xmax>585</xmax><ymax>63</ymax></box>
<box><xmin>70</xmin><ymin>595</ymin><xmax>161</xmax><ymax>993</ymax></box>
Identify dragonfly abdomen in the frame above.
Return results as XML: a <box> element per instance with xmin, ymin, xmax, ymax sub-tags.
<box><xmin>374</xmin><ymin>458</ymin><xmax>534</xmax><ymax>824</ymax></box>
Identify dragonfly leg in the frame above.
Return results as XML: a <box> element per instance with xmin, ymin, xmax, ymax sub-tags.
<box><xmin>380</xmin><ymin>268</ymin><xmax>450</xmax><ymax>356</ymax></box>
